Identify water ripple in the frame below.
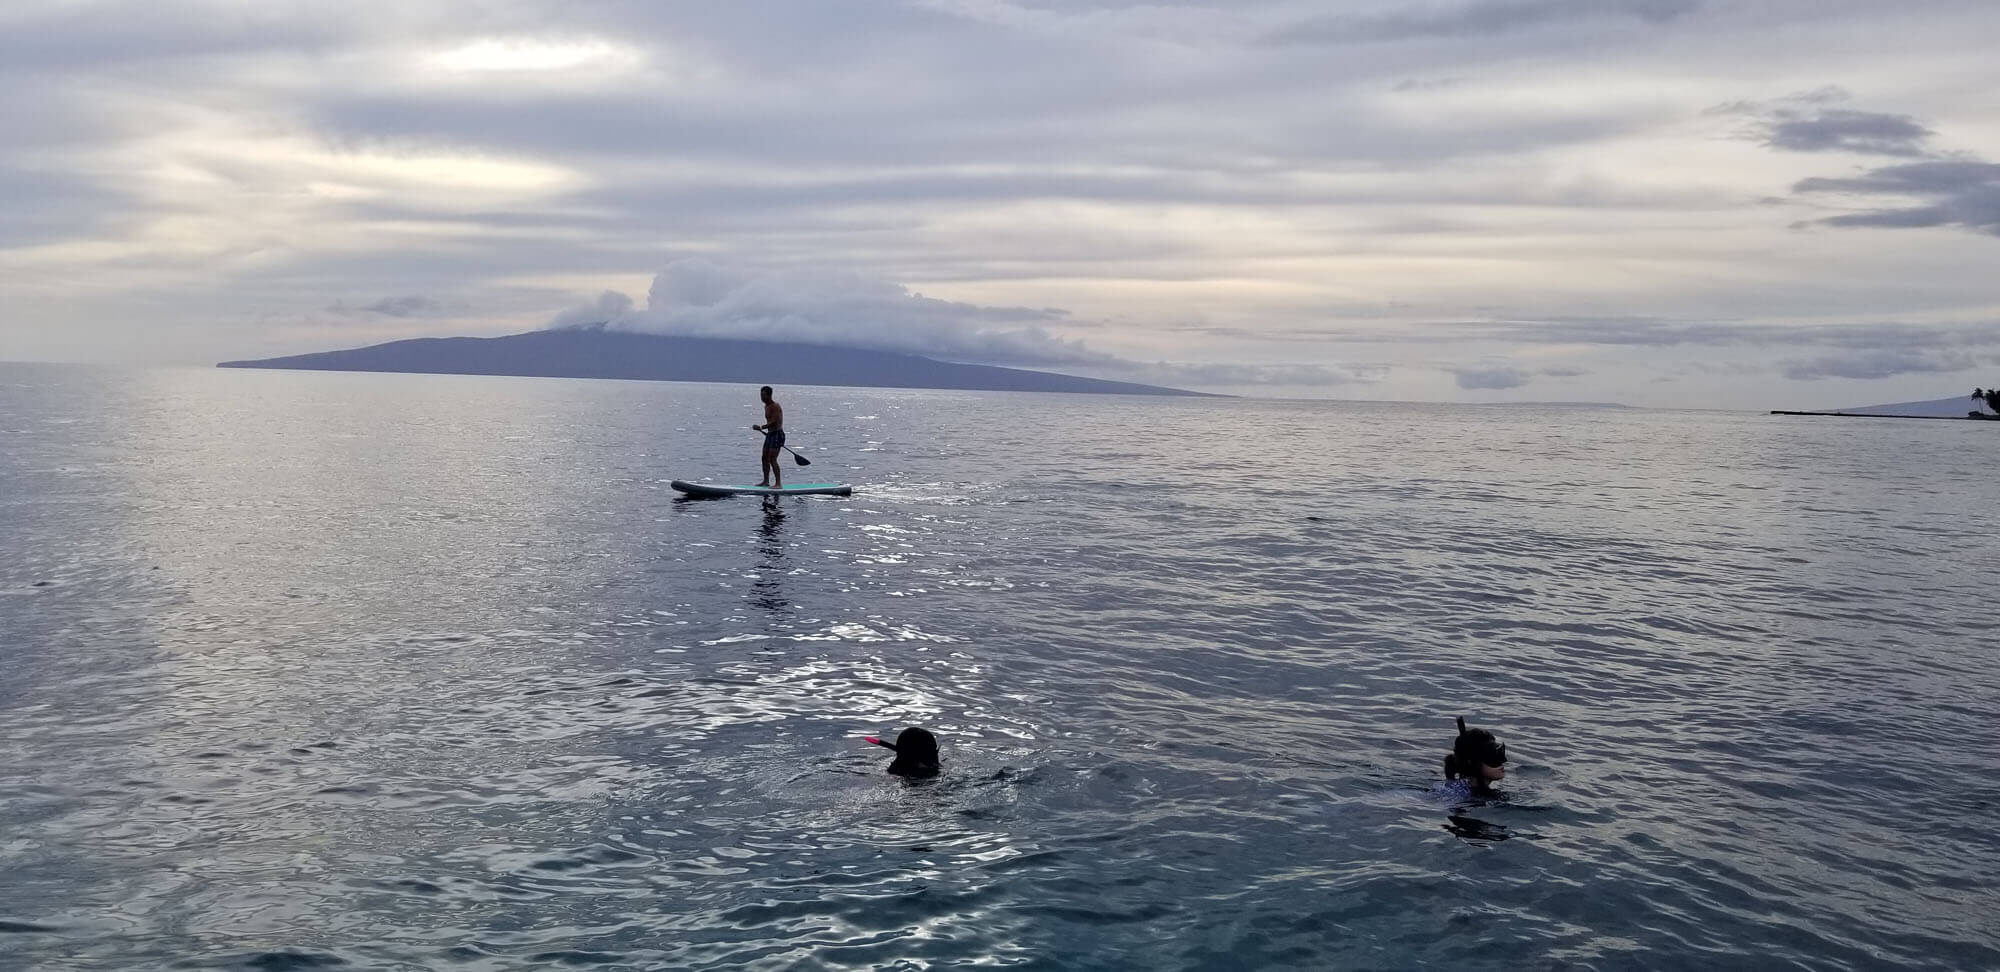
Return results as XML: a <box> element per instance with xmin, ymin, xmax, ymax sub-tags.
<box><xmin>2</xmin><ymin>367</ymin><xmax>1997</xmax><ymax>968</ymax></box>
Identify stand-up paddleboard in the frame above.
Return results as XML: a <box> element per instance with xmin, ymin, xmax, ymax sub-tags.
<box><xmin>670</xmin><ymin>480</ymin><xmax>853</xmax><ymax>498</ymax></box>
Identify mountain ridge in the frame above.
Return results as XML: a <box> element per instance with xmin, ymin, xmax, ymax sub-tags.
<box><xmin>217</xmin><ymin>327</ymin><xmax>1222</xmax><ymax>397</ymax></box>
<box><xmin>1829</xmin><ymin>395</ymin><xmax>1996</xmax><ymax>418</ymax></box>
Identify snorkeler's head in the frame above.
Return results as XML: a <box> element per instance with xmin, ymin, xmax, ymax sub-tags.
<box><xmin>1444</xmin><ymin>716</ymin><xmax>1507</xmax><ymax>784</ymax></box>
<box><xmin>864</xmin><ymin>727</ymin><xmax>941</xmax><ymax>778</ymax></box>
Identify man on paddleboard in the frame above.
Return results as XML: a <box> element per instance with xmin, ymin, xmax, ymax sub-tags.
<box><xmin>752</xmin><ymin>385</ymin><xmax>785</xmax><ymax>488</ymax></box>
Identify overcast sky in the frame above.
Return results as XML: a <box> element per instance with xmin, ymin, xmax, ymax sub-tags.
<box><xmin>4</xmin><ymin>0</ymin><xmax>1997</xmax><ymax>407</ymax></box>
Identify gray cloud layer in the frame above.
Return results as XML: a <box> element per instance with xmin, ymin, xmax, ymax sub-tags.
<box><xmin>1448</xmin><ymin>364</ymin><xmax>1590</xmax><ymax>390</ymax></box>
<box><xmin>1444</xmin><ymin>317</ymin><xmax>2000</xmax><ymax>381</ymax></box>
<box><xmin>330</xmin><ymin>296</ymin><xmax>449</xmax><ymax>318</ymax></box>
<box><xmin>1796</xmin><ymin>162</ymin><xmax>2000</xmax><ymax>236</ymax></box>
<box><xmin>1730</xmin><ymin>90</ymin><xmax>2000</xmax><ymax>239</ymax></box>
<box><xmin>5</xmin><ymin>0</ymin><xmax>2000</xmax><ymax>405</ymax></box>
<box><xmin>1280</xmin><ymin>0</ymin><xmax>1700</xmax><ymax>44</ymax></box>
<box><xmin>1781</xmin><ymin>348</ymin><xmax>1984</xmax><ymax>381</ymax></box>
<box><xmin>1452</xmin><ymin>366</ymin><xmax>1535</xmax><ymax>390</ymax></box>
<box><xmin>1719</xmin><ymin>89</ymin><xmax>1937</xmax><ymax>158</ymax></box>
<box><xmin>1765</xmin><ymin>109</ymin><xmax>1934</xmax><ymax>157</ymax></box>
<box><xmin>1455</xmin><ymin>317</ymin><xmax>2000</xmax><ymax>349</ymax></box>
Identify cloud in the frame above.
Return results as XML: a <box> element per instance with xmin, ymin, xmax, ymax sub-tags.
<box><xmin>1764</xmin><ymin>109</ymin><xmax>1934</xmax><ymax>157</ymax></box>
<box><xmin>1449</xmin><ymin>316</ymin><xmax>2000</xmax><ymax>350</ymax></box>
<box><xmin>1793</xmin><ymin>161</ymin><xmax>2000</xmax><ymax>236</ymax></box>
<box><xmin>553</xmin><ymin>258</ymin><xmax>1101</xmax><ymax>367</ymax></box>
<box><xmin>1118</xmin><ymin>361</ymin><xmax>1382</xmax><ymax>387</ymax></box>
<box><xmin>1796</xmin><ymin>161</ymin><xmax>2000</xmax><ymax>196</ymax></box>
<box><xmin>0</xmin><ymin>163</ymin><xmax>135</xmax><ymax>248</ymax></box>
<box><xmin>576</xmin><ymin>256</ymin><xmax>1112</xmax><ymax>366</ymax></box>
<box><xmin>6</xmin><ymin>0</ymin><xmax>2000</xmax><ymax>409</ymax></box>
<box><xmin>1734</xmin><ymin>91</ymin><xmax>2000</xmax><ymax>238</ymax></box>
<box><xmin>1445</xmin><ymin>363</ymin><xmax>1583</xmax><ymax>388</ymax></box>
<box><xmin>1393</xmin><ymin>77</ymin><xmax>1467</xmax><ymax>92</ymax></box>
<box><xmin>550</xmin><ymin>259</ymin><xmax>1379</xmax><ymax>387</ymax></box>
<box><xmin>1720</xmin><ymin>91</ymin><xmax>1936</xmax><ymax>157</ymax></box>
<box><xmin>1279</xmin><ymin>0</ymin><xmax>1699</xmax><ymax>44</ymax></box>
<box><xmin>1781</xmin><ymin>349</ymin><xmax>1981</xmax><ymax>381</ymax></box>
<box><xmin>329</xmin><ymin>295</ymin><xmax>448</xmax><ymax>318</ymax></box>
<box><xmin>1446</xmin><ymin>362</ymin><xmax>1591</xmax><ymax>389</ymax></box>
<box><xmin>550</xmin><ymin>290</ymin><xmax>634</xmax><ymax>329</ymax></box>
<box><xmin>1452</xmin><ymin>366</ymin><xmax>1534</xmax><ymax>389</ymax></box>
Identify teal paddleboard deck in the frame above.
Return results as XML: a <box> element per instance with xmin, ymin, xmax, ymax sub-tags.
<box><xmin>670</xmin><ymin>480</ymin><xmax>853</xmax><ymax>498</ymax></box>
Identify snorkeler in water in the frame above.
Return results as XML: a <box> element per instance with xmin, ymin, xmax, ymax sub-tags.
<box><xmin>1443</xmin><ymin>716</ymin><xmax>1507</xmax><ymax>792</ymax></box>
<box><xmin>864</xmin><ymin>727</ymin><xmax>940</xmax><ymax>778</ymax></box>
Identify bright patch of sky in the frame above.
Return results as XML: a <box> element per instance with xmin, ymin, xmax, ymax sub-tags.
<box><xmin>2</xmin><ymin>0</ymin><xmax>1997</xmax><ymax>407</ymax></box>
<box><xmin>429</xmin><ymin>38</ymin><xmax>634</xmax><ymax>74</ymax></box>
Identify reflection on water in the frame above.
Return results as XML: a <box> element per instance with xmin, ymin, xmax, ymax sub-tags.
<box><xmin>751</xmin><ymin>496</ymin><xmax>790</xmax><ymax>614</ymax></box>
<box><xmin>1444</xmin><ymin>813</ymin><xmax>1512</xmax><ymax>843</ymax></box>
<box><xmin>3</xmin><ymin>365</ymin><xmax>1999</xmax><ymax>969</ymax></box>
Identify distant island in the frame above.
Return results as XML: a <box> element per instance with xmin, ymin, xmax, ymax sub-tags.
<box><xmin>1772</xmin><ymin>390</ymin><xmax>2000</xmax><ymax>421</ymax></box>
<box><xmin>218</xmin><ymin>326</ymin><xmax>1221</xmax><ymax>397</ymax></box>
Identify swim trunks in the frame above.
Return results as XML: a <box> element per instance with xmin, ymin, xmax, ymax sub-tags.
<box><xmin>763</xmin><ymin>429</ymin><xmax>786</xmax><ymax>449</ymax></box>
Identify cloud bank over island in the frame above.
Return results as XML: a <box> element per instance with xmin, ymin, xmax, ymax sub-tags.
<box><xmin>554</xmin><ymin>260</ymin><xmax>1098</xmax><ymax>367</ymax></box>
<box><xmin>553</xmin><ymin>259</ymin><xmax>1361</xmax><ymax>386</ymax></box>
<box><xmin>3</xmin><ymin>0</ymin><xmax>1998</xmax><ymax>406</ymax></box>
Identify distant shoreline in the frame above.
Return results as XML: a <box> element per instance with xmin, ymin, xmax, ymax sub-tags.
<box><xmin>1770</xmin><ymin>410</ymin><xmax>1997</xmax><ymax>422</ymax></box>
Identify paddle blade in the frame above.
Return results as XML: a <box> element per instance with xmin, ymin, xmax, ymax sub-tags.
<box><xmin>792</xmin><ymin>452</ymin><xmax>811</xmax><ymax>466</ymax></box>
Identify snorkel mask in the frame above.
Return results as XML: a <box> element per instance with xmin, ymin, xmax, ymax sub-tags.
<box><xmin>1449</xmin><ymin>716</ymin><xmax>1507</xmax><ymax>782</ymax></box>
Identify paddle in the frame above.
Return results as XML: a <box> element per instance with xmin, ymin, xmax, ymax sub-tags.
<box><xmin>753</xmin><ymin>428</ymin><xmax>812</xmax><ymax>466</ymax></box>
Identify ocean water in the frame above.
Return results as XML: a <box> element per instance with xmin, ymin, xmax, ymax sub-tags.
<box><xmin>3</xmin><ymin>363</ymin><xmax>1997</xmax><ymax>971</ymax></box>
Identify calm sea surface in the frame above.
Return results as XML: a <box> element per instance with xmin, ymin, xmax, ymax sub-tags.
<box><xmin>3</xmin><ymin>363</ymin><xmax>1997</xmax><ymax>970</ymax></box>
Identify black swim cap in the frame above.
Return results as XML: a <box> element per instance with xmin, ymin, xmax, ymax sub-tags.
<box><xmin>876</xmin><ymin>727</ymin><xmax>940</xmax><ymax>779</ymax></box>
